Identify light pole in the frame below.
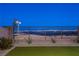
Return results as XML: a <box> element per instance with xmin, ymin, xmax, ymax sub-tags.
<box><xmin>16</xmin><ymin>20</ymin><xmax>21</xmax><ymax>34</ymax></box>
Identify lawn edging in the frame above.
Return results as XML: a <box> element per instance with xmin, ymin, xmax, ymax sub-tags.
<box><xmin>3</xmin><ymin>46</ymin><xmax>16</xmax><ymax>56</ymax></box>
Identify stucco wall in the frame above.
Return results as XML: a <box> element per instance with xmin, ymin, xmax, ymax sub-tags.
<box><xmin>0</xmin><ymin>27</ymin><xmax>9</xmax><ymax>38</ymax></box>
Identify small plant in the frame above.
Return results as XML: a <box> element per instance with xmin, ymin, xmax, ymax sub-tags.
<box><xmin>0</xmin><ymin>37</ymin><xmax>13</xmax><ymax>50</ymax></box>
<box><xmin>76</xmin><ymin>36</ymin><xmax>79</xmax><ymax>43</ymax></box>
<box><xmin>27</xmin><ymin>37</ymin><xmax>32</xmax><ymax>44</ymax></box>
<box><xmin>51</xmin><ymin>38</ymin><xmax>56</xmax><ymax>43</ymax></box>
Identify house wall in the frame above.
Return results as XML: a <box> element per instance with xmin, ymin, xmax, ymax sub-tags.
<box><xmin>0</xmin><ymin>27</ymin><xmax>9</xmax><ymax>38</ymax></box>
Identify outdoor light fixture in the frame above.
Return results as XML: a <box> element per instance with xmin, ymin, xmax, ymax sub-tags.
<box><xmin>15</xmin><ymin>20</ymin><xmax>21</xmax><ymax>34</ymax></box>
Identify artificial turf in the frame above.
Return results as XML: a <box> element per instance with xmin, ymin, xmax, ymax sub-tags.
<box><xmin>6</xmin><ymin>46</ymin><xmax>79</xmax><ymax>56</ymax></box>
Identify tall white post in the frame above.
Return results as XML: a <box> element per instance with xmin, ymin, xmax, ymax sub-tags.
<box><xmin>17</xmin><ymin>23</ymin><xmax>19</xmax><ymax>34</ymax></box>
<box><xmin>16</xmin><ymin>20</ymin><xmax>21</xmax><ymax>35</ymax></box>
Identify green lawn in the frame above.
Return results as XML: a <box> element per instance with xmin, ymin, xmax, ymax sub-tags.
<box><xmin>6</xmin><ymin>46</ymin><xmax>79</xmax><ymax>56</ymax></box>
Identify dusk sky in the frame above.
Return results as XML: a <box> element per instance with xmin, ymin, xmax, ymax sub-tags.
<box><xmin>0</xmin><ymin>3</ymin><xmax>79</xmax><ymax>26</ymax></box>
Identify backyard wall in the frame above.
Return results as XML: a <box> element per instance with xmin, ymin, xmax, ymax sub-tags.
<box><xmin>0</xmin><ymin>27</ymin><xmax>12</xmax><ymax>38</ymax></box>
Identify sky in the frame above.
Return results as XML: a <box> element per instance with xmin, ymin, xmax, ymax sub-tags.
<box><xmin>0</xmin><ymin>3</ymin><xmax>79</xmax><ymax>26</ymax></box>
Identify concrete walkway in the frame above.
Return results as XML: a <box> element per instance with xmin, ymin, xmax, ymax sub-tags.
<box><xmin>14</xmin><ymin>39</ymin><xmax>79</xmax><ymax>47</ymax></box>
<box><xmin>15</xmin><ymin>42</ymin><xmax>79</xmax><ymax>47</ymax></box>
<box><xmin>0</xmin><ymin>46</ymin><xmax>15</xmax><ymax>56</ymax></box>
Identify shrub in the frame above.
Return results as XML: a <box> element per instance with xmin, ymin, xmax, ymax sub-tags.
<box><xmin>27</xmin><ymin>37</ymin><xmax>32</xmax><ymax>44</ymax></box>
<box><xmin>76</xmin><ymin>36</ymin><xmax>79</xmax><ymax>43</ymax></box>
<box><xmin>51</xmin><ymin>38</ymin><xmax>56</xmax><ymax>43</ymax></box>
<box><xmin>0</xmin><ymin>37</ymin><xmax>13</xmax><ymax>50</ymax></box>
